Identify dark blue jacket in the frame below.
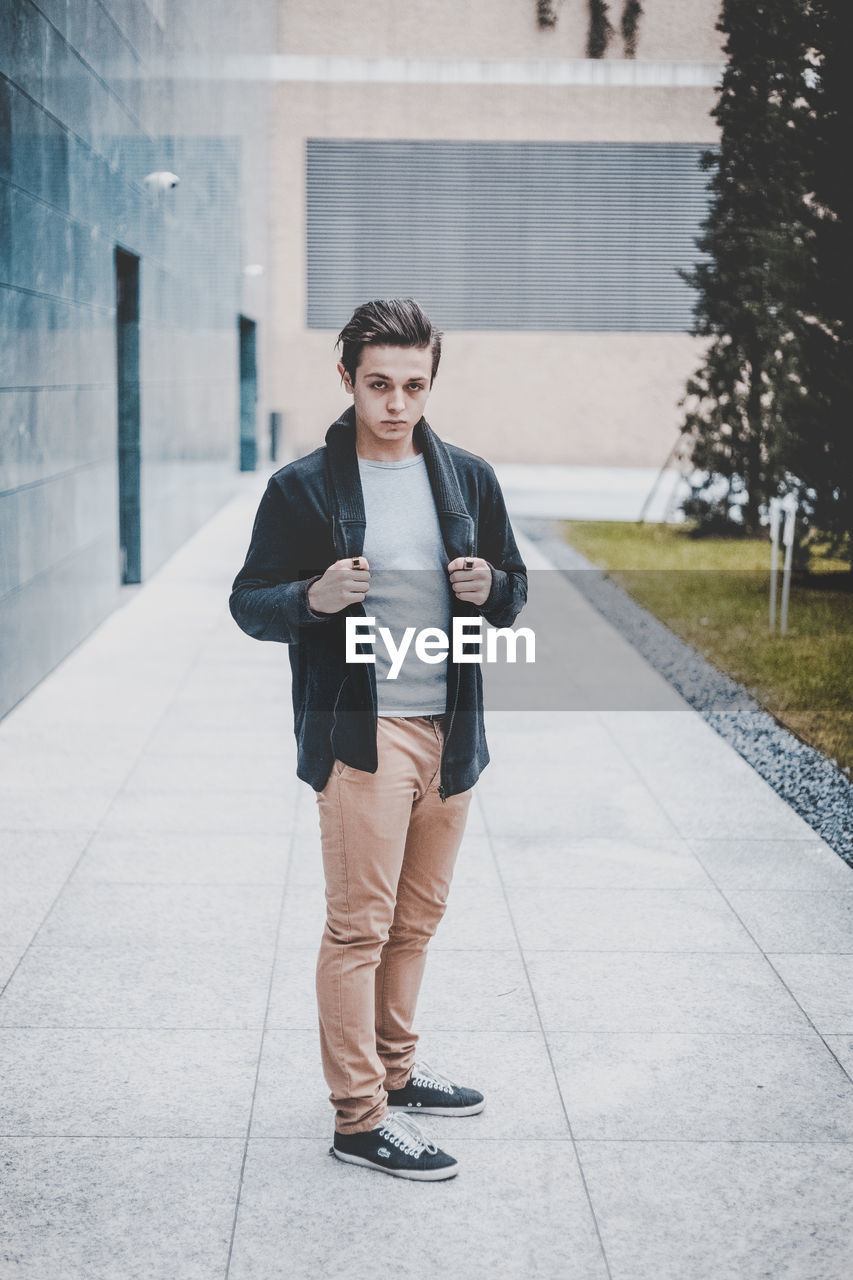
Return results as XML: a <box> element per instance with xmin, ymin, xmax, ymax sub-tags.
<box><xmin>229</xmin><ymin>405</ymin><xmax>527</xmax><ymax>797</ymax></box>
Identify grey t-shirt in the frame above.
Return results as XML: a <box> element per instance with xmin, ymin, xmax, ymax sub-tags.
<box><xmin>357</xmin><ymin>452</ymin><xmax>453</xmax><ymax>716</ymax></box>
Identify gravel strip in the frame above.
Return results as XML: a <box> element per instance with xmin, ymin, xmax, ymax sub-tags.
<box><xmin>519</xmin><ymin>517</ymin><xmax>853</xmax><ymax>866</ymax></box>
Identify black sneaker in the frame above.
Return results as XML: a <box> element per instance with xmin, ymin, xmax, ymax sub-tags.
<box><xmin>331</xmin><ymin>1111</ymin><xmax>458</xmax><ymax>1181</ymax></box>
<box><xmin>387</xmin><ymin>1060</ymin><xmax>485</xmax><ymax>1116</ymax></box>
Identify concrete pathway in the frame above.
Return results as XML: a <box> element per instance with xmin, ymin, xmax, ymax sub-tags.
<box><xmin>493</xmin><ymin>461</ymin><xmax>688</xmax><ymax>521</ymax></box>
<box><xmin>1</xmin><ymin>475</ymin><xmax>851</xmax><ymax>1280</ymax></box>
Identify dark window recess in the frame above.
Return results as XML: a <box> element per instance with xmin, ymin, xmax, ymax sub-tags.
<box><xmin>239</xmin><ymin>315</ymin><xmax>258</xmax><ymax>471</ymax></box>
<box><xmin>115</xmin><ymin>247</ymin><xmax>141</xmax><ymax>584</ymax></box>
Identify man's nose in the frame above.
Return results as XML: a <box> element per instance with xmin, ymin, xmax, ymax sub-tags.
<box><xmin>387</xmin><ymin>387</ymin><xmax>405</xmax><ymax>413</ymax></box>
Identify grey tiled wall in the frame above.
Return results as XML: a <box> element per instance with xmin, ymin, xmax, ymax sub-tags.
<box><xmin>0</xmin><ymin>0</ymin><xmax>273</xmax><ymax>717</ymax></box>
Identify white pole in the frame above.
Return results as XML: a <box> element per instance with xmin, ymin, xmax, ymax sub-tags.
<box><xmin>780</xmin><ymin>497</ymin><xmax>797</xmax><ymax>636</ymax></box>
<box><xmin>769</xmin><ymin>498</ymin><xmax>781</xmax><ymax>631</ymax></box>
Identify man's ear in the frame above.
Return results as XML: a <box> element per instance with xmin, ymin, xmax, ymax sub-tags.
<box><xmin>337</xmin><ymin>361</ymin><xmax>354</xmax><ymax>394</ymax></box>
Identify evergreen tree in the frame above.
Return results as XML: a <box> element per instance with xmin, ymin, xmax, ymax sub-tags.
<box><xmin>782</xmin><ymin>1</ymin><xmax>853</xmax><ymax>569</ymax></box>
<box><xmin>678</xmin><ymin>0</ymin><xmax>814</xmax><ymax>534</ymax></box>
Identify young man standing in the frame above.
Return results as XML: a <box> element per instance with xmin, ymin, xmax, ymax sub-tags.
<box><xmin>230</xmin><ymin>299</ymin><xmax>527</xmax><ymax>1180</ymax></box>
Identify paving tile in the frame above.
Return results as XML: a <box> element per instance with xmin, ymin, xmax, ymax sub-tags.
<box><xmin>266</xmin><ymin>942</ymin><xmax>538</xmax><ymax>1037</ymax></box>
<box><xmin>160</xmin><ymin>689</ymin><xmax>291</xmax><ymax>733</ymax></box>
<box><xmin>602</xmin><ymin>713</ymin><xmax>820</xmax><ymax>841</ymax></box>
<box><xmin>510</xmin><ymin>887</ymin><xmax>758</xmax><ymax>952</ymax></box>
<box><xmin>278</xmin><ymin>885</ymin><xmax>326</xmax><ymax>949</ymax></box>
<box><xmin>477</xmin><ymin>749</ymin><xmax>639</xmax><ymax>804</ymax></box>
<box><xmin>0</xmin><ymin>881</ymin><xmax>61</xmax><ymax>949</ymax></box>
<box><xmin>252</xmin><ymin>1028</ymin><xmax>568</xmax><ymax>1142</ymax></box>
<box><xmin>4</xmin><ymin>680</ymin><xmax>175</xmax><ymax>738</ymax></box>
<box><xmin>286</xmin><ymin>831</ymin><xmax>324</xmax><ymax>882</ymax></box>
<box><xmin>577</xmin><ymin>1140</ymin><xmax>853</xmax><ymax>1280</ymax></box>
<box><xmin>723</xmin><ymin>890</ymin><xmax>853</xmax><ymax>953</ymax></box>
<box><xmin>688</xmin><ymin>837</ymin><xmax>853</xmax><ymax>891</ymax></box>
<box><xmin>0</xmin><ymin>942</ymin><xmax>275</xmax><ymax>1029</ymax></box>
<box><xmin>484</xmin><ymin>709</ymin><xmax>604</xmax><ymax>739</ymax></box>
<box><xmin>429</xmin><ymin>883</ymin><xmax>517</xmax><ymax>951</ymax></box>
<box><xmin>229</xmin><ymin>1138</ymin><xmax>608</xmax><ymax>1280</ymax></box>
<box><xmin>265</xmin><ymin>947</ymin><xmax>319</xmax><ymax>1029</ymax></box>
<box><xmin>768</xmin><ymin>954</ymin><xmax>853</xmax><ymax>1034</ymax></box>
<box><xmin>122</xmin><ymin>751</ymin><xmax>300</xmax><ymax>796</ymax></box>
<box><xmin>825</xmin><ymin>1036</ymin><xmax>853</xmax><ymax>1082</ymax></box>
<box><xmin>444</xmin><ymin>832</ymin><xmax>501</xmax><ymax>886</ymax></box>
<box><xmin>0</xmin><ymin>720</ymin><xmax>150</xmax><ymax>763</ymax></box>
<box><xmin>0</xmin><ymin>1137</ymin><xmax>242</xmax><ymax>1280</ymax></box>
<box><xmin>660</xmin><ymin>783</ymin><xmax>818</xmax><ymax>840</ymax></box>
<box><xmin>451</xmin><ymin>796</ymin><xmax>486</xmax><ymax>837</ymax></box>
<box><xmin>479</xmin><ymin>781</ymin><xmax>680</xmax><ymax>841</ymax></box>
<box><xmin>3</xmin><ymin>483</ymin><xmax>849</xmax><ymax>1278</ymax></box>
<box><xmin>143</xmin><ymin>720</ymin><xmax>289</xmax><ymax>760</ymax></box>
<box><xmin>493</xmin><ymin>834</ymin><xmax>712</xmax><ymax>889</ymax></box>
<box><xmin>33</xmin><ymin>883</ymin><xmax>282</xmax><ymax>949</ymax></box>
<box><xmin>415</xmin><ymin>949</ymin><xmax>539</xmax><ymax>1032</ymax></box>
<box><xmin>549</xmin><ymin>1032</ymin><xmax>853</xmax><ymax>1140</ymax></box>
<box><xmin>291</xmin><ymin>793</ymin><xmax>324</xmax><ymax>838</ymax></box>
<box><xmin>0</xmin><ymin>787</ymin><xmax>115</xmax><ymax>830</ymax></box>
<box><xmin>479</xmin><ymin>717</ymin><xmax>630</xmax><ymax>766</ymax></box>
<box><xmin>526</xmin><ymin>952</ymin><xmax>810</xmax><ymax>1033</ymax></box>
<box><xmin>99</xmin><ymin>787</ymin><xmax>295</xmax><ymax>835</ymax></box>
<box><xmin>75</xmin><ymin>831</ymin><xmax>289</xmax><ymax>884</ymax></box>
<box><xmin>177</xmin><ymin>660</ymin><xmax>291</xmax><ymax>700</ymax></box>
<box><xmin>0</xmin><ymin>947</ymin><xmax>26</xmax><ymax>989</ymax></box>
<box><xmin>0</xmin><ymin>829</ymin><xmax>89</xmax><ymax>882</ymax></box>
<box><xmin>395</xmin><ymin>1029</ymin><xmax>569</xmax><ymax>1141</ymax></box>
<box><xmin>200</xmin><ymin>628</ymin><xmax>284</xmax><ymax>664</ymax></box>
<box><xmin>0</xmin><ymin>745</ymin><xmax>131</xmax><ymax>794</ymax></box>
<box><xmin>0</xmin><ymin>1029</ymin><xmax>260</xmax><ymax>1135</ymax></box>
<box><xmin>249</xmin><ymin>1029</ymin><xmax>329</xmax><ymax>1137</ymax></box>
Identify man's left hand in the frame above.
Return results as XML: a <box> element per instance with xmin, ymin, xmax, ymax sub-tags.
<box><xmin>447</xmin><ymin>557</ymin><xmax>492</xmax><ymax>607</ymax></box>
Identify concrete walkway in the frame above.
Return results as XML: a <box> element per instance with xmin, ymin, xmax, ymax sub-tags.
<box><xmin>1</xmin><ymin>476</ymin><xmax>852</xmax><ymax>1280</ymax></box>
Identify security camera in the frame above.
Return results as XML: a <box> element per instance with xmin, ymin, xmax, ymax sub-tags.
<box><xmin>143</xmin><ymin>171</ymin><xmax>180</xmax><ymax>191</ymax></box>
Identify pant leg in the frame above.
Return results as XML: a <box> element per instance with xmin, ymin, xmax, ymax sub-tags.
<box><xmin>375</xmin><ymin>718</ymin><xmax>472</xmax><ymax>1090</ymax></box>
<box><xmin>315</xmin><ymin>717</ymin><xmax>420</xmax><ymax>1134</ymax></box>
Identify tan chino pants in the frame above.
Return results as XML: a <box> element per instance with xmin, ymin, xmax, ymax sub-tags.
<box><xmin>315</xmin><ymin>714</ymin><xmax>472</xmax><ymax>1133</ymax></box>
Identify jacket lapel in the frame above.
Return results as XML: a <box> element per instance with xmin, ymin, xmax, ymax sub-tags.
<box><xmin>324</xmin><ymin>407</ymin><xmax>366</xmax><ymax>559</ymax></box>
<box><xmin>323</xmin><ymin>407</ymin><xmax>475</xmax><ymax>562</ymax></box>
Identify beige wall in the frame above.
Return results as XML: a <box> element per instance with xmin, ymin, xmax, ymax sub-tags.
<box><xmin>270</xmin><ymin>0</ymin><xmax>722</xmax><ymax>467</ymax></box>
<box><xmin>284</xmin><ymin>330</ymin><xmax>710</xmax><ymax>468</ymax></box>
<box><xmin>279</xmin><ymin>0</ymin><xmax>724</xmax><ymax>62</ymax></box>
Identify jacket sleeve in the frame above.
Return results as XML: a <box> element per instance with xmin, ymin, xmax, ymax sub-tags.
<box><xmin>477</xmin><ymin>465</ymin><xmax>528</xmax><ymax>629</ymax></box>
<box><xmin>229</xmin><ymin>478</ymin><xmax>334</xmax><ymax>644</ymax></box>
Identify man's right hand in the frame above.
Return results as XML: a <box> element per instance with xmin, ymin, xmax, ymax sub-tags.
<box><xmin>307</xmin><ymin>557</ymin><xmax>371</xmax><ymax>615</ymax></box>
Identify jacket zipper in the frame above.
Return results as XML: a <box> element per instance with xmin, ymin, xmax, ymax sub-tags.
<box><xmin>437</xmin><ymin>522</ymin><xmax>476</xmax><ymax>803</ymax></box>
<box><xmin>330</xmin><ymin>672</ymin><xmax>348</xmax><ymax>741</ymax></box>
<box><xmin>334</xmin><ymin>604</ymin><xmax>378</xmax><ymax>767</ymax></box>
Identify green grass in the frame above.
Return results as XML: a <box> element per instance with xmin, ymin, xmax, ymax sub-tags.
<box><xmin>558</xmin><ymin>520</ymin><xmax>853</xmax><ymax>777</ymax></box>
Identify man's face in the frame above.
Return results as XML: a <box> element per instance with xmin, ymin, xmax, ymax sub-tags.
<box><xmin>338</xmin><ymin>344</ymin><xmax>433</xmax><ymax>455</ymax></box>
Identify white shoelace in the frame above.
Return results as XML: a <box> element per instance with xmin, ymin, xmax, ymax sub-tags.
<box><xmin>377</xmin><ymin>1111</ymin><xmax>438</xmax><ymax>1157</ymax></box>
<box><xmin>410</xmin><ymin>1060</ymin><xmax>456</xmax><ymax>1095</ymax></box>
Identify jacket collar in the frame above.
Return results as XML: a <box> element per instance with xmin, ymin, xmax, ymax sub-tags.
<box><xmin>324</xmin><ymin>405</ymin><xmax>475</xmax><ymax>560</ymax></box>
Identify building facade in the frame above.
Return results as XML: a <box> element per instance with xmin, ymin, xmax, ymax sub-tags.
<box><xmin>1</xmin><ymin>0</ymin><xmax>723</xmax><ymax>718</ymax></box>
<box><xmin>0</xmin><ymin>0</ymin><xmax>278</xmax><ymax>717</ymax></box>
<box><xmin>268</xmin><ymin>0</ymin><xmax>723</xmax><ymax>464</ymax></box>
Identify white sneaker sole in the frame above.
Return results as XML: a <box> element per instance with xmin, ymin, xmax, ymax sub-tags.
<box><xmin>330</xmin><ymin>1147</ymin><xmax>459</xmax><ymax>1180</ymax></box>
<box><xmin>388</xmin><ymin>1100</ymin><xmax>486</xmax><ymax>1116</ymax></box>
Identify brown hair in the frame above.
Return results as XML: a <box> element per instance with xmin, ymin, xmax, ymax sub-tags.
<box><xmin>335</xmin><ymin>298</ymin><xmax>442</xmax><ymax>386</ymax></box>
